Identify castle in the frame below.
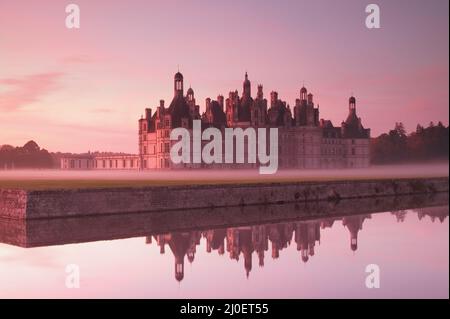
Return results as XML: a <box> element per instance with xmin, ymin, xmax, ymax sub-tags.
<box><xmin>61</xmin><ymin>71</ymin><xmax>370</xmax><ymax>170</ymax></box>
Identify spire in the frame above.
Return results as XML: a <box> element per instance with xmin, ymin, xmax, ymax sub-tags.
<box><xmin>243</xmin><ymin>71</ymin><xmax>251</xmax><ymax>97</ymax></box>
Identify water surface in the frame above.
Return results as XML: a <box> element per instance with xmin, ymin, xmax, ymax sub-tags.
<box><xmin>0</xmin><ymin>200</ymin><xmax>448</xmax><ymax>299</ymax></box>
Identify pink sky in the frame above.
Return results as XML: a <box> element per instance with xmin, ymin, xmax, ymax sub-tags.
<box><xmin>0</xmin><ymin>0</ymin><xmax>448</xmax><ymax>153</ymax></box>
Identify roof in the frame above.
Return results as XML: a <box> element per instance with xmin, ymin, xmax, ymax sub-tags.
<box><xmin>167</xmin><ymin>95</ymin><xmax>192</xmax><ymax>128</ymax></box>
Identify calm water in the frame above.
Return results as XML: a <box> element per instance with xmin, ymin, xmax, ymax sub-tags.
<box><xmin>0</xmin><ymin>202</ymin><xmax>448</xmax><ymax>299</ymax></box>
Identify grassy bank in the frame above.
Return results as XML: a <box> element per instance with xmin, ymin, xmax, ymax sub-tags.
<box><xmin>0</xmin><ymin>175</ymin><xmax>448</xmax><ymax>190</ymax></box>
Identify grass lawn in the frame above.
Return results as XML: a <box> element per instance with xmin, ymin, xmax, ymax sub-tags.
<box><xmin>0</xmin><ymin>175</ymin><xmax>447</xmax><ymax>190</ymax></box>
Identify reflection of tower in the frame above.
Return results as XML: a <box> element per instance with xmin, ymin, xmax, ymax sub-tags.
<box><xmin>240</xmin><ymin>228</ymin><xmax>254</xmax><ymax>278</ymax></box>
<box><xmin>268</xmin><ymin>223</ymin><xmax>293</xmax><ymax>260</ymax></box>
<box><xmin>391</xmin><ymin>210</ymin><xmax>407</xmax><ymax>223</ymax></box>
<box><xmin>294</xmin><ymin>221</ymin><xmax>321</xmax><ymax>262</ymax></box>
<box><xmin>226</xmin><ymin>226</ymin><xmax>256</xmax><ymax>277</ymax></box>
<box><xmin>205</xmin><ymin>228</ymin><xmax>227</xmax><ymax>255</ymax></box>
<box><xmin>252</xmin><ymin>225</ymin><xmax>268</xmax><ymax>267</ymax></box>
<box><xmin>153</xmin><ymin>231</ymin><xmax>201</xmax><ymax>282</ymax></box>
<box><xmin>415</xmin><ymin>206</ymin><xmax>449</xmax><ymax>223</ymax></box>
<box><xmin>342</xmin><ymin>215</ymin><xmax>371</xmax><ymax>251</ymax></box>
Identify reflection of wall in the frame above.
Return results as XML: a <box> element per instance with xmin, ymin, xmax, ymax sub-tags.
<box><xmin>1</xmin><ymin>193</ymin><xmax>447</xmax><ymax>248</ymax></box>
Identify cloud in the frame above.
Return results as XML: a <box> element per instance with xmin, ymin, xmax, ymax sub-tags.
<box><xmin>0</xmin><ymin>72</ymin><xmax>64</xmax><ymax>111</ymax></box>
<box><xmin>91</xmin><ymin>107</ymin><xmax>114</xmax><ymax>113</ymax></box>
<box><xmin>62</xmin><ymin>54</ymin><xmax>93</xmax><ymax>64</ymax></box>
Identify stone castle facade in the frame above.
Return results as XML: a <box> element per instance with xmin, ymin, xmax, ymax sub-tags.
<box><xmin>61</xmin><ymin>71</ymin><xmax>370</xmax><ymax>170</ymax></box>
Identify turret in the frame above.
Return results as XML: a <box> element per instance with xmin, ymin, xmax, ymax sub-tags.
<box><xmin>174</xmin><ymin>71</ymin><xmax>183</xmax><ymax>97</ymax></box>
<box><xmin>243</xmin><ymin>72</ymin><xmax>251</xmax><ymax>97</ymax></box>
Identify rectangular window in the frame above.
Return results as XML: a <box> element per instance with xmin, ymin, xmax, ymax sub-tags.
<box><xmin>164</xmin><ymin>143</ymin><xmax>170</xmax><ymax>153</ymax></box>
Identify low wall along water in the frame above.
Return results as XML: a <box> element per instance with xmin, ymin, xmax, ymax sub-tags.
<box><xmin>0</xmin><ymin>177</ymin><xmax>448</xmax><ymax>220</ymax></box>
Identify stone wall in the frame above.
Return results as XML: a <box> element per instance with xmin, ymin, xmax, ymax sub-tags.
<box><xmin>0</xmin><ymin>177</ymin><xmax>448</xmax><ymax>220</ymax></box>
<box><xmin>0</xmin><ymin>189</ymin><xmax>27</xmax><ymax>219</ymax></box>
<box><xmin>1</xmin><ymin>192</ymin><xmax>447</xmax><ymax>247</ymax></box>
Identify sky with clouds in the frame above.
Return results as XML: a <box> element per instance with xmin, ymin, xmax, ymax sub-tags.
<box><xmin>0</xmin><ymin>0</ymin><xmax>448</xmax><ymax>153</ymax></box>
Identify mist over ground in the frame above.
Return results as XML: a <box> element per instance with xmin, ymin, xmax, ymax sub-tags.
<box><xmin>0</xmin><ymin>162</ymin><xmax>448</xmax><ymax>182</ymax></box>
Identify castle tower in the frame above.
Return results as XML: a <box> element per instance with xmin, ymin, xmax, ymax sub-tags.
<box><xmin>300</xmin><ymin>86</ymin><xmax>307</xmax><ymax>103</ymax></box>
<box><xmin>174</xmin><ymin>71</ymin><xmax>184</xmax><ymax>97</ymax></box>
<box><xmin>217</xmin><ymin>95</ymin><xmax>224</xmax><ymax>111</ymax></box>
<box><xmin>243</xmin><ymin>72</ymin><xmax>251</xmax><ymax>98</ymax></box>
<box><xmin>186</xmin><ymin>87</ymin><xmax>199</xmax><ymax>119</ymax></box>
<box><xmin>307</xmin><ymin>93</ymin><xmax>314</xmax><ymax>105</ymax></box>
<box><xmin>205</xmin><ymin>97</ymin><xmax>212</xmax><ymax>122</ymax></box>
<box><xmin>257</xmin><ymin>84</ymin><xmax>263</xmax><ymax>100</ymax></box>
<box><xmin>270</xmin><ymin>91</ymin><xmax>278</xmax><ymax>108</ymax></box>
<box><xmin>349</xmin><ymin>96</ymin><xmax>356</xmax><ymax>114</ymax></box>
<box><xmin>187</xmin><ymin>86</ymin><xmax>195</xmax><ymax>103</ymax></box>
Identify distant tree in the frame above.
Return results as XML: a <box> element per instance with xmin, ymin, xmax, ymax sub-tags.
<box><xmin>416</xmin><ymin>124</ymin><xmax>424</xmax><ymax>134</ymax></box>
<box><xmin>371</xmin><ymin>122</ymin><xmax>449</xmax><ymax>164</ymax></box>
<box><xmin>0</xmin><ymin>140</ymin><xmax>54</xmax><ymax>169</ymax></box>
<box><xmin>22</xmin><ymin>140</ymin><xmax>40</xmax><ymax>153</ymax></box>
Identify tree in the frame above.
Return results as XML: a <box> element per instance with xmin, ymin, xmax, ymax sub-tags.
<box><xmin>371</xmin><ymin>122</ymin><xmax>449</xmax><ymax>164</ymax></box>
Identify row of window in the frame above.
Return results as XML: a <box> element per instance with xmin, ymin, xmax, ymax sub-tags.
<box><xmin>96</xmin><ymin>159</ymin><xmax>137</xmax><ymax>169</ymax></box>
<box><xmin>140</xmin><ymin>158</ymin><xmax>170</xmax><ymax>169</ymax></box>
<box><xmin>142</xmin><ymin>143</ymin><xmax>171</xmax><ymax>155</ymax></box>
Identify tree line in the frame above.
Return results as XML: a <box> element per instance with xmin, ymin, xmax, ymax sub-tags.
<box><xmin>0</xmin><ymin>141</ymin><xmax>54</xmax><ymax>169</ymax></box>
<box><xmin>370</xmin><ymin>121</ymin><xmax>449</xmax><ymax>164</ymax></box>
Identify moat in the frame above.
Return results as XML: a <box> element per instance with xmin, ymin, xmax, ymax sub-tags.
<box><xmin>0</xmin><ymin>192</ymin><xmax>448</xmax><ymax>298</ymax></box>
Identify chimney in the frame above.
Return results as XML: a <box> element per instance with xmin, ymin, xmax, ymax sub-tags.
<box><xmin>206</xmin><ymin>98</ymin><xmax>211</xmax><ymax>112</ymax></box>
<box><xmin>145</xmin><ymin>108</ymin><xmax>152</xmax><ymax>120</ymax></box>
<box><xmin>217</xmin><ymin>95</ymin><xmax>224</xmax><ymax>110</ymax></box>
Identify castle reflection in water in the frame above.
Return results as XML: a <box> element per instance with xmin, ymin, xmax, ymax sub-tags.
<box><xmin>146</xmin><ymin>207</ymin><xmax>448</xmax><ymax>282</ymax></box>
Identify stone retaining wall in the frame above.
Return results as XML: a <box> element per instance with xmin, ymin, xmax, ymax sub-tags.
<box><xmin>0</xmin><ymin>177</ymin><xmax>448</xmax><ymax>219</ymax></box>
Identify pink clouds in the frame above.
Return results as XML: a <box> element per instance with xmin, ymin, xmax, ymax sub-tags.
<box><xmin>62</xmin><ymin>54</ymin><xmax>94</xmax><ymax>65</ymax></box>
<box><xmin>0</xmin><ymin>72</ymin><xmax>64</xmax><ymax>111</ymax></box>
<box><xmin>0</xmin><ymin>0</ymin><xmax>447</xmax><ymax>152</ymax></box>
